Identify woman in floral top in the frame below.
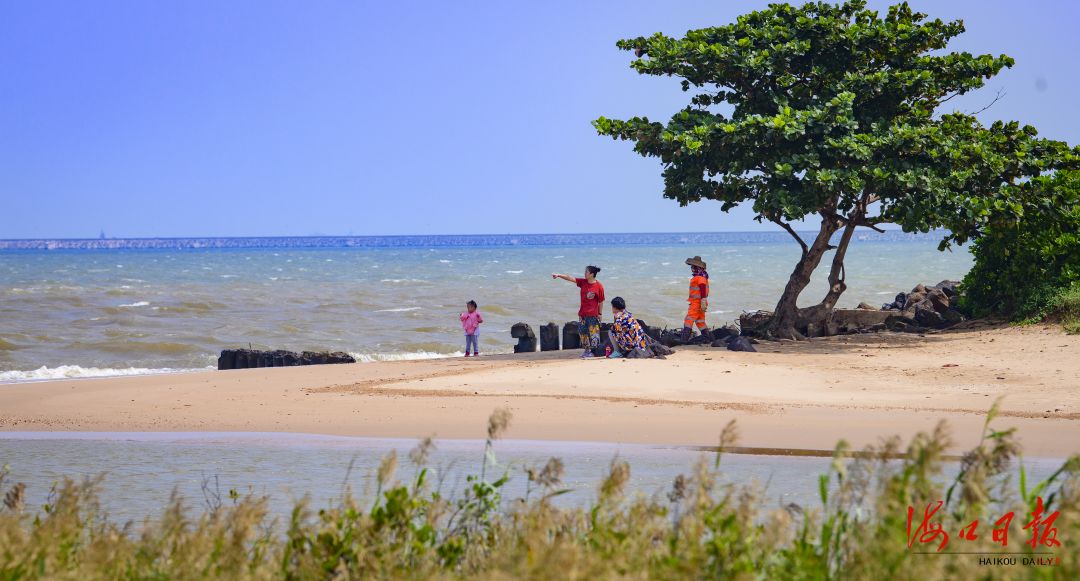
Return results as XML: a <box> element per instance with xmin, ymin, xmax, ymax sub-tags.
<box><xmin>608</xmin><ymin>296</ymin><xmax>648</xmax><ymax>357</ymax></box>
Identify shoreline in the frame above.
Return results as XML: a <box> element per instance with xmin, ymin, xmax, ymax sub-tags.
<box><xmin>1</xmin><ymin>323</ymin><xmax>1077</xmax><ymax>458</ymax></box>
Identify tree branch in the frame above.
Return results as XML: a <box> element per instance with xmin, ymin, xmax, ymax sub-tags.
<box><xmin>966</xmin><ymin>88</ymin><xmax>1006</xmax><ymax>116</ymax></box>
<box><xmin>764</xmin><ymin>214</ymin><xmax>809</xmax><ymax>256</ymax></box>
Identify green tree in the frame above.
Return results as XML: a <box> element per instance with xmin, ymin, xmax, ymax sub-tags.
<box><xmin>961</xmin><ymin>170</ymin><xmax>1080</xmax><ymax>320</ymax></box>
<box><xmin>594</xmin><ymin>0</ymin><xmax>1078</xmax><ymax>339</ymax></box>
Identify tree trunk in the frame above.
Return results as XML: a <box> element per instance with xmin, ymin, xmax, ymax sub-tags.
<box><xmin>797</xmin><ymin>215</ymin><xmax>859</xmax><ymax>327</ymax></box>
<box><xmin>765</xmin><ymin>216</ymin><xmax>840</xmax><ymax>340</ymax></box>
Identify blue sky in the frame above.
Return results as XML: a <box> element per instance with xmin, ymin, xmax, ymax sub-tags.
<box><xmin>2</xmin><ymin>1</ymin><xmax>1077</xmax><ymax>238</ymax></box>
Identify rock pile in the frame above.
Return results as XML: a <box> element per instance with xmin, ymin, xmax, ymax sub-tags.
<box><xmin>736</xmin><ymin>280</ymin><xmax>967</xmax><ymax>338</ymax></box>
<box><xmin>217</xmin><ymin>349</ymin><xmax>355</xmax><ymax>370</ymax></box>
<box><xmin>874</xmin><ymin>280</ymin><xmax>966</xmax><ymax>333</ymax></box>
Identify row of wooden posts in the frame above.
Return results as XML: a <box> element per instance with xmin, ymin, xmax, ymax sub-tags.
<box><xmin>509</xmin><ymin>321</ymin><xmax>662</xmax><ymax>353</ymax></box>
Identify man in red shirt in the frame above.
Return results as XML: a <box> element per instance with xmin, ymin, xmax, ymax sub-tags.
<box><xmin>552</xmin><ymin>265</ymin><xmax>605</xmax><ymax>358</ymax></box>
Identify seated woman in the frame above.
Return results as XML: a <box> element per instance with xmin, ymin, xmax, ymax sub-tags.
<box><xmin>607</xmin><ymin>296</ymin><xmax>651</xmax><ymax>358</ymax></box>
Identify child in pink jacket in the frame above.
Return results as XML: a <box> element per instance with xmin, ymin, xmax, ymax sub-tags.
<box><xmin>460</xmin><ymin>300</ymin><xmax>483</xmax><ymax>357</ymax></box>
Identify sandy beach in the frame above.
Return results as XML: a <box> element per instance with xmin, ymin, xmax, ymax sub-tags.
<box><xmin>2</xmin><ymin>321</ymin><xmax>1078</xmax><ymax>457</ymax></box>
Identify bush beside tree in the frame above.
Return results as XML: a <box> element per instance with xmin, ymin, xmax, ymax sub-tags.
<box><xmin>960</xmin><ymin>171</ymin><xmax>1080</xmax><ymax>331</ymax></box>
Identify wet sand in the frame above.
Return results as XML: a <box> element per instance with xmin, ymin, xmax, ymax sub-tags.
<box><xmin>2</xmin><ymin>322</ymin><xmax>1078</xmax><ymax>457</ymax></box>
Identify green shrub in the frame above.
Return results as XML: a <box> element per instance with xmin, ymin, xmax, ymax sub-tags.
<box><xmin>1052</xmin><ymin>283</ymin><xmax>1080</xmax><ymax>334</ymax></box>
<box><xmin>961</xmin><ymin>171</ymin><xmax>1080</xmax><ymax>321</ymax></box>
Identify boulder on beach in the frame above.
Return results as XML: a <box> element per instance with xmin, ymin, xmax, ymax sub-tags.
<box><xmin>727</xmin><ymin>336</ymin><xmax>757</xmax><ymax>352</ymax></box>
<box><xmin>712</xmin><ymin>324</ymin><xmax>740</xmax><ymax>341</ymax></box>
<box><xmin>217</xmin><ymin>348</ymin><xmax>355</xmax><ymax>370</ymax></box>
<box><xmin>562</xmin><ymin>321</ymin><xmax>581</xmax><ymax>350</ymax></box>
<box><xmin>539</xmin><ymin>323</ymin><xmax>560</xmax><ymax>351</ymax></box>
<box><xmin>511</xmin><ymin>322</ymin><xmax>537</xmax><ymax>353</ymax></box>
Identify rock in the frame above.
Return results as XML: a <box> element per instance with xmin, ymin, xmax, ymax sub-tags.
<box><xmin>710</xmin><ymin>339</ymin><xmax>729</xmax><ymax>348</ymax></box>
<box><xmin>868</xmin><ymin>323</ymin><xmax>887</xmax><ymax>332</ymax></box>
<box><xmin>933</xmin><ymin>280</ymin><xmax>961</xmax><ymax>298</ymax></box>
<box><xmin>218</xmin><ymin>348</ymin><xmax>352</xmax><ymax>370</ymax></box>
<box><xmin>281</xmin><ymin>351</ymin><xmax>301</xmax><ymax>366</ymax></box>
<box><xmin>914</xmin><ymin>303</ymin><xmax>945</xmax><ymax>328</ymax></box>
<box><xmin>326</xmin><ymin>351</ymin><xmax>355</xmax><ymax>364</ymax></box>
<box><xmin>688</xmin><ymin>332</ymin><xmax>712</xmax><ymax>345</ymax></box>
<box><xmin>511</xmin><ymin>322</ymin><xmax>537</xmax><ymax>353</ymax></box>
<box><xmin>911</xmin><ymin>283</ymin><xmax>928</xmax><ymax>294</ymax></box>
<box><xmin>885</xmin><ymin>314</ymin><xmax>917</xmax><ymax>332</ymax></box>
<box><xmin>926</xmin><ymin>288</ymin><xmax>951</xmax><ymax>313</ymax></box>
<box><xmin>727</xmin><ymin>336</ymin><xmax>757</xmax><ymax>352</ymax></box>
<box><xmin>659</xmin><ymin>329</ymin><xmax>684</xmax><ymax>347</ymax></box>
<box><xmin>242</xmin><ymin>350</ymin><xmax>258</xmax><ymax>369</ymax></box>
<box><xmin>562</xmin><ymin>322</ymin><xmax>581</xmax><ymax>350</ymax></box>
<box><xmin>856</xmin><ymin>302</ymin><xmax>876</xmax><ymax>310</ymax></box>
<box><xmin>905</xmin><ymin>292</ymin><xmax>926</xmax><ymax>309</ymax></box>
<box><xmin>217</xmin><ymin>350</ymin><xmax>237</xmax><ymax>371</ymax></box>
<box><xmin>539</xmin><ymin>323</ymin><xmax>560</xmax><ymax>351</ymax></box>
<box><xmin>712</xmin><ymin>324</ymin><xmax>740</xmax><ymax>340</ymax></box>
<box><xmin>641</xmin><ymin>322</ymin><xmax>663</xmax><ymax>342</ymax></box>
<box><xmin>942</xmin><ymin>308</ymin><xmax>965</xmax><ymax>326</ymax></box>
<box><xmin>511</xmin><ymin>322</ymin><xmax>535</xmax><ymax>339</ymax></box>
<box><xmin>301</xmin><ymin>351</ymin><xmax>327</xmax><ymax>365</ymax></box>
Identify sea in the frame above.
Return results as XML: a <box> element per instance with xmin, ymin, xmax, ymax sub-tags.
<box><xmin>0</xmin><ymin>231</ymin><xmax>971</xmax><ymax>381</ymax></box>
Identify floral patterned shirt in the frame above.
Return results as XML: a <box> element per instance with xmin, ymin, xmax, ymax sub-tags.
<box><xmin>613</xmin><ymin>310</ymin><xmax>648</xmax><ymax>352</ymax></box>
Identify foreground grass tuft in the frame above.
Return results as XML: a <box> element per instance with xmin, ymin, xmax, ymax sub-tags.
<box><xmin>1</xmin><ymin>405</ymin><xmax>1078</xmax><ymax>579</ymax></box>
<box><xmin>1053</xmin><ymin>284</ymin><xmax>1080</xmax><ymax>334</ymax></box>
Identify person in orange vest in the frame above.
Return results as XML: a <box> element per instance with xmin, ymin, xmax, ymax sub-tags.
<box><xmin>681</xmin><ymin>256</ymin><xmax>711</xmax><ymax>342</ymax></box>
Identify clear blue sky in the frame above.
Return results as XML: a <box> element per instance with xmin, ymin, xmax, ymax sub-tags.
<box><xmin>2</xmin><ymin>1</ymin><xmax>1077</xmax><ymax>238</ymax></box>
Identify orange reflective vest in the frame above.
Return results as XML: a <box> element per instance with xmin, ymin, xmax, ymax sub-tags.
<box><xmin>688</xmin><ymin>275</ymin><xmax>709</xmax><ymax>303</ymax></box>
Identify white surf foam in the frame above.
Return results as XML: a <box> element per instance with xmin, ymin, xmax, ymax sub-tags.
<box><xmin>0</xmin><ymin>365</ymin><xmax>211</xmax><ymax>384</ymax></box>
<box><xmin>348</xmin><ymin>351</ymin><xmax>465</xmax><ymax>363</ymax></box>
<box><xmin>118</xmin><ymin>301</ymin><xmax>150</xmax><ymax>308</ymax></box>
<box><xmin>374</xmin><ymin>307</ymin><xmax>422</xmax><ymax>313</ymax></box>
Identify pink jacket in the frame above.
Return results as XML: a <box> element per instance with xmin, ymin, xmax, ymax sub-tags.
<box><xmin>460</xmin><ymin>311</ymin><xmax>483</xmax><ymax>334</ymax></box>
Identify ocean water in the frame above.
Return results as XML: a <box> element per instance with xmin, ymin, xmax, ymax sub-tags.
<box><xmin>0</xmin><ymin>232</ymin><xmax>971</xmax><ymax>380</ymax></box>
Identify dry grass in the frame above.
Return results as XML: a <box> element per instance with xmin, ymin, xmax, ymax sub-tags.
<box><xmin>1</xmin><ymin>404</ymin><xmax>1077</xmax><ymax>579</ymax></box>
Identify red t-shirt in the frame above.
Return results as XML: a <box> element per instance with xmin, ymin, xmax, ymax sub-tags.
<box><xmin>575</xmin><ymin>278</ymin><xmax>605</xmax><ymax>318</ymax></box>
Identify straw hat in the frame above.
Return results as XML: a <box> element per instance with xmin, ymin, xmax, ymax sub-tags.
<box><xmin>685</xmin><ymin>256</ymin><xmax>707</xmax><ymax>269</ymax></box>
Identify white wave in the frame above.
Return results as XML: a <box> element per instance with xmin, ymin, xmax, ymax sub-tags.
<box><xmin>349</xmin><ymin>350</ymin><xmax>464</xmax><ymax>363</ymax></box>
<box><xmin>380</xmin><ymin>278</ymin><xmax>425</xmax><ymax>284</ymax></box>
<box><xmin>118</xmin><ymin>301</ymin><xmax>150</xmax><ymax>308</ymax></box>
<box><xmin>375</xmin><ymin>307</ymin><xmax>422</xmax><ymax>312</ymax></box>
<box><xmin>0</xmin><ymin>365</ymin><xmax>211</xmax><ymax>384</ymax></box>
<box><xmin>505</xmin><ymin>270</ymin><xmax>524</xmax><ymax>274</ymax></box>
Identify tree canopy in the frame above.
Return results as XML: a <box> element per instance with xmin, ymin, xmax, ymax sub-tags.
<box><xmin>594</xmin><ymin>0</ymin><xmax>1079</xmax><ymax>338</ymax></box>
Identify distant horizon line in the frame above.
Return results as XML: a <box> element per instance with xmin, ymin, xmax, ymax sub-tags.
<box><xmin>1</xmin><ymin>227</ymin><xmax>909</xmax><ymax>243</ymax></box>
